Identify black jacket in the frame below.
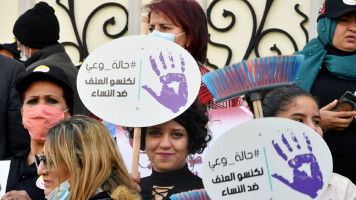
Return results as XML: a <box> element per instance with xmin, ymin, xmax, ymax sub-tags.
<box><xmin>0</xmin><ymin>55</ymin><xmax>29</xmax><ymax>160</ymax></box>
<box><xmin>6</xmin><ymin>148</ymin><xmax>45</xmax><ymax>199</ymax></box>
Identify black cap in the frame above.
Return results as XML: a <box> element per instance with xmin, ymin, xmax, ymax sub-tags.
<box><xmin>16</xmin><ymin>65</ymin><xmax>74</xmax><ymax>115</ymax></box>
<box><xmin>318</xmin><ymin>0</ymin><xmax>356</xmax><ymax>21</ymax></box>
<box><xmin>13</xmin><ymin>2</ymin><xmax>59</xmax><ymax>49</ymax></box>
<box><xmin>0</xmin><ymin>38</ymin><xmax>20</xmax><ymax>57</ymax></box>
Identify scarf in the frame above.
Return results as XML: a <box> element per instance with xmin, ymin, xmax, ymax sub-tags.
<box><xmin>295</xmin><ymin>17</ymin><xmax>356</xmax><ymax>92</ymax></box>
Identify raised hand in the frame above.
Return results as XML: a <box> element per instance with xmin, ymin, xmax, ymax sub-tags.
<box><xmin>271</xmin><ymin>132</ymin><xmax>323</xmax><ymax>198</ymax></box>
<box><xmin>142</xmin><ymin>51</ymin><xmax>188</xmax><ymax>113</ymax></box>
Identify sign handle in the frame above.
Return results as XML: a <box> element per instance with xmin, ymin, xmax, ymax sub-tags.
<box><xmin>253</xmin><ymin>100</ymin><xmax>264</xmax><ymax>118</ymax></box>
<box><xmin>131</xmin><ymin>127</ymin><xmax>141</xmax><ymax>178</ymax></box>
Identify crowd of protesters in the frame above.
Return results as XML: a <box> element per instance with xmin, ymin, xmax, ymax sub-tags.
<box><xmin>1</xmin><ymin>0</ymin><xmax>355</xmax><ymax>199</ymax></box>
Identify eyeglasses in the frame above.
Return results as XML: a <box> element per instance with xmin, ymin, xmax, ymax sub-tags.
<box><xmin>35</xmin><ymin>153</ymin><xmax>48</xmax><ymax>169</ymax></box>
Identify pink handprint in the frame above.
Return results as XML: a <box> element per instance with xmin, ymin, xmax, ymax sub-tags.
<box><xmin>272</xmin><ymin>132</ymin><xmax>323</xmax><ymax>198</ymax></box>
<box><xmin>142</xmin><ymin>51</ymin><xmax>188</xmax><ymax>113</ymax></box>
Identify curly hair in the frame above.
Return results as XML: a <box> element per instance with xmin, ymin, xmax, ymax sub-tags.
<box><xmin>126</xmin><ymin>99</ymin><xmax>211</xmax><ymax>155</ymax></box>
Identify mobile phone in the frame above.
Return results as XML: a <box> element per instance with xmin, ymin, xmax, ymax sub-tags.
<box><xmin>334</xmin><ymin>91</ymin><xmax>356</xmax><ymax>112</ymax></box>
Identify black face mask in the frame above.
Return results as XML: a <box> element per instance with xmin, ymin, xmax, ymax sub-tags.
<box><xmin>325</xmin><ymin>43</ymin><xmax>356</xmax><ymax>56</ymax></box>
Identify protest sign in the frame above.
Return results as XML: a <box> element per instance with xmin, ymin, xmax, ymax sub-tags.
<box><xmin>202</xmin><ymin>118</ymin><xmax>332</xmax><ymax>199</ymax></box>
<box><xmin>0</xmin><ymin>160</ymin><xmax>11</xmax><ymax>198</ymax></box>
<box><xmin>77</xmin><ymin>35</ymin><xmax>201</xmax><ymax>127</ymax></box>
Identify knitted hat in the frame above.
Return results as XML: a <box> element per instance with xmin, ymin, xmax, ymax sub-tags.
<box><xmin>16</xmin><ymin>65</ymin><xmax>74</xmax><ymax>115</ymax></box>
<box><xmin>318</xmin><ymin>0</ymin><xmax>356</xmax><ymax>21</ymax></box>
<box><xmin>13</xmin><ymin>2</ymin><xmax>60</xmax><ymax>49</ymax></box>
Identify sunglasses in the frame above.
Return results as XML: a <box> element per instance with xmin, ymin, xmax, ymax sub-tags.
<box><xmin>35</xmin><ymin>153</ymin><xmax>50</xmax><ymax>169</ymax></box>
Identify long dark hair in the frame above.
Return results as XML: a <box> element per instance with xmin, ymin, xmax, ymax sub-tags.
<box><xmin>262</xmin><ymin>85</ymin><xmax>317</xmax><ymax>117</ymax></box>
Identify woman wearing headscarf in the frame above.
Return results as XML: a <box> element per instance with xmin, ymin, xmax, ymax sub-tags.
<box><xmin>295</xmin><ymin>0</ymin><xmax>356</xmax><ymax>183</ymax></box>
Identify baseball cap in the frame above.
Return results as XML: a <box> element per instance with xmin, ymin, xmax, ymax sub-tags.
<box><xmin>0</xmin><ymin>38</ymin><xmax>20</xmax><ymax>57</ymax></box>
<box><xmin>318</xmin><ymin>0</ymin><xmax>356</xmax><ymax>21</ymax></box>
<box><xmin>16</xmin><ymin>65</ymin><xmax>74</xmax><ymax>115</ymax></box>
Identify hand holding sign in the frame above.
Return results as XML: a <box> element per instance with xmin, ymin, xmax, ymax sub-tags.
<box><xmin>142</xmin><ymin>51</ymin><xmax>188</xmax><ymax>113</ymax></box>
<box><xmin>77</xmin><ymin>35</ymin><xmax>201</xmax><ymax>180</ymax></box>
<box><xmin>271</xmin><ymin>133</ymin><xmax>323</xmax><ymax>198</ymax></box>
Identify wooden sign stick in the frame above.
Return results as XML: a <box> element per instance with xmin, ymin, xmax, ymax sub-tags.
<box><xmin>257</xmin><ymin>100</ymin><xmax>264</xmax><ymax>118</ymax></box>
<box><xmin>131</xmin><ymin>15</ymin><xmax>148</xmax><ymax>178</ymax></box>
<box><xmin>131</xmin><ymin>127</ymin><xmax>141</xmax><ymax>178</ymax></box>
<box><xmin>251</xmin><ymin>92</ymin><xmax>263</xmax><ymax>119</ymax></box>
<box><xmin>252</xmin><ymin>100</ymin><xmax>261</xmax><ymax>118</ymax></box>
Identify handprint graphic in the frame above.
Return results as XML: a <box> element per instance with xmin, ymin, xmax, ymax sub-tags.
<box><xmin>271</xmin><ymin>132</ymin><xmax>323</xmax><ymax>198</ymax></box>
<box><xmin>142</xmin><ymin>51</ymin><xmax>188</xmax><ymax>113</ymax></box>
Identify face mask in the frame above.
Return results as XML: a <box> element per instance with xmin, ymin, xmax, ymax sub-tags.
<box><xmin>20</xmin><ymin>45</ymin><xmax>31</xmax><ymax>62</ymax></box>
<box><xmin>149</xmin><ymin>30</ymin><xmax>185</xmax><ymax>42</ymax></box>
<box><xmin>23</xmin><ymin>104</ymin><xmax>67</xmax><ymax>143</ymax></box>
<box><xmin>45</xmin><ymin>179</ymin><xmax>71</xmax><ymax>200</ymax></box>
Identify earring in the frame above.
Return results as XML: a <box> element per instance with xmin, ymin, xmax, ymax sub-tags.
<box><xmin>185</xmin><ymin>43</ymin><xmax>190</xmax><ymax>48</ymax></box>
<box><xmin>187</xmin><ymin>154</ymin><xmax>195</xmax><ymax>172</ymax></box>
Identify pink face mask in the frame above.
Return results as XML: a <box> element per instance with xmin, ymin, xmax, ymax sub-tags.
<box><xmin>22</xmin><ymin>104</ymin><xmax>67</xmax><ymax>143</ymax></box>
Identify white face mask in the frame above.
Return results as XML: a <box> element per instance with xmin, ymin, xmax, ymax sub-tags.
<box><xmin>20</xmin><ymin>45</ymin><xmax>31</xmax><ymax>62</ymax></box>
<box><xmin>149</xmin><ymin>30</ymin><xmax>185</xmax><ymax>42</ymax></box>
<box><xmin>45</xmin><ymin>179</ymin><xmax>70</xmax><ymax>200</ymax></box>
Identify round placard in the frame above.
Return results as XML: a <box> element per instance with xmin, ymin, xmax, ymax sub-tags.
<box><xmin>77</xmin><ymin>35</ymin><xmax>201</xmax><ymax>127</ymax></box>
<box><xmin>202</xmin><ymin>118</ymin><xmax>332</xmax><ymax>200</ymax></box>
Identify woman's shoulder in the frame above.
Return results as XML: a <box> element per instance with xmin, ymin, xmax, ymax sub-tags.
<box><xmin>330</xmin><ymin>173</ymin><xmax>355</xmax><ymax>187</ymax></box>
<box><xmin>320</xmin><ymin>173</ymin><xmax>356</xmax><ymax>200</ymax></box>
<box><xmin>198</xmin><ymin>64</ymin><xmax>210</xmax><ymax>75</ymax></box>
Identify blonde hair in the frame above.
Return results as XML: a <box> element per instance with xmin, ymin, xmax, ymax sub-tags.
<box><xmin>45</xmin><ymin>115</ymin><xmax>140</xmax><ymax>200</ymax></box>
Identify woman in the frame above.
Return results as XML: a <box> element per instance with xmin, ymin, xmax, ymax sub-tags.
<box><xmin>262</xmin><ymin>85</ymin><xmax>356</xmax><ymax>199</ymax></box>
<box><xmin>3</xmin><ymin>65</ymin><xmax>73</xmax><ymax>200</ymax></box>
<box><xmin>295</xmin><ymin>0</ymin><xmax>356</xmax><ymax>183</ymax></box>
<box><xmin>145</xmin><ymin>0</ymin><xmax>243</xmax><ymax>109</ymax></box>
<box><xmin>128</xmin><ymin>100</ymin><xmax>211</xmax><ymax>200</ymax></box>
<box><xmin>36</xmin><ymin>115</ymin><xmax>140</xmax><ymax>200</ymax></box>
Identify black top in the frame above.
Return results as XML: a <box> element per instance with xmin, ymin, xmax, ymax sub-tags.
<box><xmin>88</xmin><ymin>191</ymin><xmax>113</xmax><ymax>200</ymax></box>
<box><xmin>140</xmin><ymin>164</ymin><xmax>204</xmax><ymax>200</ymax></box>
<box><xmin>6</xmin><ymin>148</ymin><xmax>45</xmax><ymax>199</ymax></box>
<box><xmin>0</xmin><ymin>55</ymin><xmax>30</xmax><ymax>160</ymax></box>
<box><xmin>310</xmin><ymin>66</ymin><xmax>356</xmax><ymax>184</ymax></box>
